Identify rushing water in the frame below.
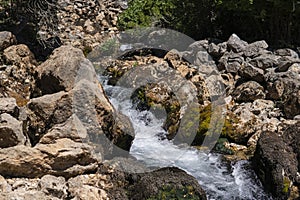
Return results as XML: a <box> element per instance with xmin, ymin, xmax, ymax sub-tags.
<box><xmin>100</xmin><ymin>76</ymin><xmax>272</xmax><ymax>200</ymax></box>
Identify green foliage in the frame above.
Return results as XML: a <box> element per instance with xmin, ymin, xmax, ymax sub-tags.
<box><xmin>119</xmin><ymin>0</ymin><xmax>300</xmax><ymax>47</ymax></box>
<box><xmin>118</xmin><ymin>0</ymin><xmax>214</xmax><ymax>39</ymax></box>
<box><xmin>147</xmin><ymin>185</ymin><xmax>202</xmax><ymax>200</ymax></box>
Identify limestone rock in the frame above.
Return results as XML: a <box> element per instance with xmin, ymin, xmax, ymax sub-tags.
<box><xmin>0</xmin><ymin>98</ymin><xmax>19</xmax><ymax>117</ymax></box>
<box><xmin>243</xmin><ymin>40</ymin><xmax>268</xmax><ymax>58</ymax></box>
<box><xmin>3</xmin><ymin>44</ymin><xmax>37</xmax><ymax>67</ymax></box>
<box><xmin>128</xmin><ymin>167</ymin><xmax>207</xmax><ymax>200</ymax></box>
<box><xmin>36</xmin><ymin>45</ymin><xmax>97</xmax><ymax>95</ymax></box>
<box><xmin>239</xmin><ymin>63</ymin><xmax>265</xmax><ymax>83</ymax></box>
<box><xmin>233</xmin><ymin>81</ymin><xmax>266</xmax><ymax>102</ymax></box>
<box><xmin>0</xmin><ymin>113</ymin><xmax>27</xmax><ymax>148</ymax></box>
<box><xmin>227</xmin><ymin>34</ymin><xmax>248</xmax><ymax>53</ymax></box>
<box><xmin>253</xmin><ymin>121</ymin><xmax>300</xmax><ymax>199</ymax></box>
<box><xmin>0</xmin><ymin>31</ymin><xmax>16</xmax><ymax>51</ymax></box>
<box><xmin>249</xmin><ymin>54</ymin><xmax>280</xmax><ymax>70</ymax></box>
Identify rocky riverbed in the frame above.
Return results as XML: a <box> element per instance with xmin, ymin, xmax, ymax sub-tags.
<box><xmin>0</xmin><ymin>0</ymin><xmax>300</xmax><ymax>199</ymax></box>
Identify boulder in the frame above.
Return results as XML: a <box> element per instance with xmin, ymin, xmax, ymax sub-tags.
<box><xmin>275</xmin><ymin>48</ymin><xmax>299</xmax><ymax>59</ymax></box>
<box><xmin>265</xmin><ymin>70</ymin><xmax>300</xmax><ymax>118</ymax></box>
<box><xmin>252</xmin><ymin>121</ymin><xmax>300</xmax><ymax>199</ymax></box>
<box><xmin>218</xmin><ymin>51</ymin><xmax>244</xmax><ymax>73</ymax></box>
<box><xmin>0</xmin><ymin>113</ymin><xmax>27</xmax><ymax>148</ymax></box>
<box><xmin>3</xmin><ymin>44</ymin><xmax>37</xmax><ymax>67</ymax></box>
<box><xmin>36</xmin><ymin>45</ymin><xmax>97</xmax><ymax>95</ymax></box>
<box><xmin>233</xmin><ymin>81</ymin><xmax>266</xmax><ymax>102</ymax></box>
<box><xmin>128</xmin><ymin>167</ymin><xmax>207</xmax><ymax>200</ymax></box>
<box><xmin>0</xmin><ymin>98</ymin><xmax>19</xmax><ymax>117</ymax></box>
<box><xmin>0</xmin><ymin>175</ymin><xmax>67</xmax><ymax>200</ymax></box>
<box><xmin>1</xmin><ymin>45</ymin><xmax>37</xmax><ymax>105</ymax></box>
<box><xmin>227</xmin><ymin>34</ymin><xmax>248</xmax><ymax>53</ymax></box>
<box><xmin>208</xmin><ymin>42</ymin><xmax>227</xmax><ymax>58</ymax></box>
<box><xmin>0</xmin><ymin>31</ymin><xmax>16</xmax><ymax>51</ymax></box>
<box><xmin>249</xmin><ymin>54</ymin><xmax>280</xmax><ymax>70</ymax></box>
<box><xmin>243</xmin><ymin>40</ymin><xmax>268</xmax><ymax>58</ymax></box>
<box><xmin>239</xmin><ymin>63</ymin><xmax>265</xmax><ymax>83</ymax></box>
<box><xmin>68</xmin><ymin>174</ymin><xmax>109</xmax><ymax>200</ymax></box>
<box><xmin>0</xmin><ymin>138</ymin><xmax>100</xmax><ymax>178</ymax></box>
<box><xmin>38</xmin><ymin>175</ymin><xmax>68</xmax><ymax>199</ymax></box>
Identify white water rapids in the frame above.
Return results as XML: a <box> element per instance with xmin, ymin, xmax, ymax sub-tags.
<box><xmin>100</xmin><ymin>76</ymin><xmax>272</xmax><ymax>200</ymax></box>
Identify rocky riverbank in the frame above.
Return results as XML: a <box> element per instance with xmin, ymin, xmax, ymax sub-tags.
<box><xmin>0</xmin><ymin>0</ymin><xmax>299</xmax><ymax>199</ymax></box>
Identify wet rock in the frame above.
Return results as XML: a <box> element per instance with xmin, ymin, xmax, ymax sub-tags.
<box><xmin>0</xmin><ymin>113</ymin><xmax>27</xmax><ymax>148</ymax></box>
<box><xmin>233</xmin><ymin>81</ymin><xmax>266</xmax><ymax>102</ymax></box>
<box><xmin>253</xmin><ymin>121</ymin><xmax>300</xmax><ymax>199</ymax></box>
<box><xmin>0</xmin><ymin>31</ymin><xmax>16</xmax><ymax>51</ymax></box>
<box><xmin>128</xmin><ymin>167</ymin><xmax>207</xmax><ymax>200</ymax></box>
<box><xmin>227</xmin><ymin>34</ymin><xmax>248</xmax><ymax>53</ymax></box>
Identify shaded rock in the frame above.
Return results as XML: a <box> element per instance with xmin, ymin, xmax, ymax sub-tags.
<box><xmin>0</xmin><ymin>31</ymin><xmax>16</xmax><ymax>51</ymax></box>
<box><xmin>265</xmin><ymin>70</ymin><xmax>300</xmax><ymax>118</ymax></box>
<box><xmin>39</xmin><ymin>114</ymin><xmax>87</xmax><ymax>144</ymax></box>
<box><xmin>249</xmin><ymin>54</ymin><xmax>280</xmax><ymax>70</ymax></box>
<box><xmin>275</xmin><ymin>57</ymin><xmax>300</xmax><ymax>72</ymax></box>
<box><xmin>36</xmin><ymin>45</ymin><xmax>97</xmax><ymax>95</ymax></box>
<box><xmin>194</xmin><ymin>49</ymin><xmax>215</xmax><ymax>67</ymax></box>
<box><xmin>128</xmin><ymin>167</ymin><xmax>207</xmax><ymax>200</ymax></box>
<box><xmin>253</xmin><ymin>121</ymin><xmax>300</xmax><ymax>199</ymax></box>
<box><xmin>218</xmin><ymin>51</ymin><xmax>244</xmax><ymax>73</ymax></box>
<box><xmin>208</xmin><ymin>42</ymin><xmax>227</xmax><ymax>58</ymax></box>
<box><xmin>0</xmin><ymin>45</ymin><xmax>37</xmax><ymax>105</ymax></box>
<box><xmin>0</xmin><ymin>98</ymin><xmax>19</xmax><ymax>117</ymax></box>
<box><xmin>243</xmin><ymin>40</ymin><xmax>268</xmax><ymax>58</ymax></box>
<box><xmin>26</xmin><ymin>91</ymin><xmax>71</xmax><ymax>145</ymax></box>
<box><xmin>233</xmin><ymin>81</ymin><xmax>266</xmax><ymax>102</ymax></box>
<box><xmin>239</xmin><ymin>63</ymin><xmax>265</xmax><ymax>83</ymax></box>
<box><xmin>0</xmin><ymin>113</ymin><xmax>27</xmax><ymax>148</ymax></box>
<box><xmin>227</xmin><ymin>34</ymin><xmax>248</xmax><ymax>53</ymax></box>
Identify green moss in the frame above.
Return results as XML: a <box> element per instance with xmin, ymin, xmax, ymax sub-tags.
<box><xmin>147</xmin><ymin>185</ymin><xmax>202</xmax><ymax>200</ymax></box>
<box><xmin>189</xmin><ymin>104</ymin><xmax>239</xmax><ymax>147</ymax></box>
<box><xmin>282</xmin><ymin>176</ymin><xmax>290</xmax><ymax>194</ymax></box>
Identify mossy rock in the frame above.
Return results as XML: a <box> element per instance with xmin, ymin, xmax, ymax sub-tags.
<box><xmin>147</xmin><ymin>185</ymin><xmax>203</xmax><ymax>200</ymax></box>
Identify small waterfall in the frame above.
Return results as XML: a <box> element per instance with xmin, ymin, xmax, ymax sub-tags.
<box><xmin>101</xmin><ymin>76</ymin><xmax>272</xmax><ymax>200</ymax></box>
